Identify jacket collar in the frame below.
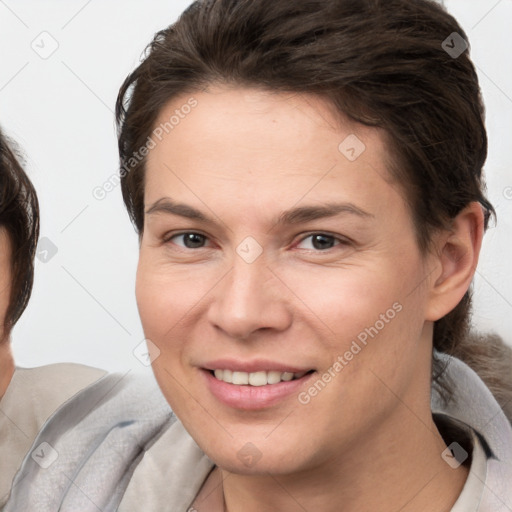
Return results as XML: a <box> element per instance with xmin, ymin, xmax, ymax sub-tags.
<box><xmin>431</xmin><ymin>352</ymin><xmax>512</xmax><ymax>511</ymax></box>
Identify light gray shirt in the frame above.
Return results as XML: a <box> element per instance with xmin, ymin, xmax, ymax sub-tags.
<box><xmin>0</xmin><ymin>364</ymin><xmax>106</xmax><ymax>506</ymax></box>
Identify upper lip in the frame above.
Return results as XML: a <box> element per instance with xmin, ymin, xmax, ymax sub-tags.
<box><xmin>202</xmin><ymin>359</ymin><xmax>313</xmax><ymax>373</ymax></box>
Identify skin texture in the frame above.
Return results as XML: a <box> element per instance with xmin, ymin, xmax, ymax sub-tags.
<box><xmin>0</xmin><ymin>228</ymin><xmax>14</xmax><ymax>399</ymax></box>
<box><xmin>136</xmin><ymin>86</ymin><xmax>483</xmax><ymax>512</ymax></box>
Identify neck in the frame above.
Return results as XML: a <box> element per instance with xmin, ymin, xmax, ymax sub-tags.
<box><xmin>220</xmin><ymin>403</ymin><xmax>468</xmax><ymax>512</ymax></box>
<box><xmin>0</xmin><ymin>339</ymin><xmax>15</xmax><ymax>400</ymax></box>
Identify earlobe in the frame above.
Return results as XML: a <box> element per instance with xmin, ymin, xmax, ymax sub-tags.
<box><xmin>425</xmin><ymin>202</ymin><xmax>485</xmax><ymax>322</ymax></box>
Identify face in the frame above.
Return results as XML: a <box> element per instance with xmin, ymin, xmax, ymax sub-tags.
<box><xmin>0</xmin><ymin>227</ymin><xmax>12</xmax><ymax>342</ymax></box>
<box><xmin>137</xmin><ymin>86</ymin><xmax>438</xmax><ymax>475</ymax></box>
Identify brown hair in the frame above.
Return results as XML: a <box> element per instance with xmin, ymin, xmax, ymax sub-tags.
<box><xmin>116</xmin><ymin>0</ymin><xmax>498</xmax><ymax>400</ymax></box>
<box><xmin>451</xmin><ymin>331</ymin><xmax>512</xmax><ymax>420</ymax></box>
<box><xmin>0</xmin><ymin>127</ymin><xmax>40</xmax><ymax>335</ymax></box>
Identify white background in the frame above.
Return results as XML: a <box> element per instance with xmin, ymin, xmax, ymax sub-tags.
<box><xmin>0</xmin><ymin>0</ymin><xmax>510</xmax><ymax>373</ymax></box>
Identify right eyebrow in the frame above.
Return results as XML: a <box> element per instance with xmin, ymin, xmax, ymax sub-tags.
<box><xmin>146</xmin><ymin>197</ymin><xmax>215</xmax><ymax>225</ymax></box>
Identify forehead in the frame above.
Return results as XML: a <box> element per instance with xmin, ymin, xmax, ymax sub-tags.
<box><xmin>144</xmin><ymin>86</ymin><xmax>404</xmax><ymax>223</ymax></box>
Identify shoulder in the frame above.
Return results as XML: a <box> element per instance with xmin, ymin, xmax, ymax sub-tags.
<box><xmin>14</xmin><ymin>362</ymin><xmax>107</xmax><ymax>394</ymax></box>
<box><xmin>11</xmin><ymin>363</ymin><xmax>108</xmax><ymax>420</ymax></box>
<box><xmin>450</xmin><ymin>332</ymin><xmax>512</xmax><ymax>423</ymax></box>
<box><xmin>120</xmin><ymin>417</ymin><xmax>213</xmax><ymax>511</ymax></box>
<box><xmin>432</xmin><ymin>352</ymin><xmax>512</xmax><ymax>511</ymax></box>
<box><xmin>27</xmin><ymin>369</ymin><xmax>173</xmax><ymax>437</ymax></box>
<box><xmin>0</xmin><ymin>363</ymin><xmax>107</xmax><ymax>508</ymax></box>
<box><xmin>5</xmin><ymin>371</ymin><xmax>175</xmax><ymax>511</ymax></box>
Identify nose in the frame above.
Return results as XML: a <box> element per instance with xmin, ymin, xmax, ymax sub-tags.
<box><xmin>207</xmin><ymin>255</ymin><xmax>293</xmax><ymax>341</ymax></box>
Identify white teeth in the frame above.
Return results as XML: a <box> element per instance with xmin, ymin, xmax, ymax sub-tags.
<box><xmin>267</xmin><ymin>371</ymin><xmax>282</xmax><ymax>385</ymax></box>
<box><xmin>213</xmin><ymin>369</ymin><xmax>308</xmax><ymax>386</ymax></box>
<box><xmin>248</xmin><ymin>371</ymin><xmax>267</xmax><ymax>387</ymax></box>
<box><xmin>232</xmin><ymin>371</ymin><xmax>249</xmax><ymax>385</ymax></box>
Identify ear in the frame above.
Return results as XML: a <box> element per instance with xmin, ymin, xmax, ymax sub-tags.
<box><xmin>425</xmin><ymin>202</ymin><xmax>485</xmax><ymax>322</ymax></box>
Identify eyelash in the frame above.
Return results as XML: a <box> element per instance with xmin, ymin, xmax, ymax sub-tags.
<box><xmin>163</xmin><ymin>231</ymin><xmax>351</xmax><ymax>253</ymax></box>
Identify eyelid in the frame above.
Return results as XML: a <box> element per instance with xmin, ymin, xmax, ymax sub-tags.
<box><xmin>162</xmin><ymin>230</ymin><xmax>351</xmax><ymax>251</ymax></box>
<box><xmin>293</xmin><ymin>232</ymin><xmax>351</xmax><ymax>251</ymax></box>
<box><xmin>163</xmin><ymin>231</ymin><xmax>214</xmax><ymax>248</ymax></box>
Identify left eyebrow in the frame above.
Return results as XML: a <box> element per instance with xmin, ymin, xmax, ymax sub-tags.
<box><xmin>275</xmin><ymin>202</ymin><xmax>374</xmax><ymax>226</ymax></box>
<box><xmin>145</xmin><ymin>197</ymin><xmax>373</xmax><ymax>228</ymax></box>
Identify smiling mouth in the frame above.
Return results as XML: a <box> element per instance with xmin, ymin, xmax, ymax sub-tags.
<box><xmin>211</xmin><ymin>369</ymin><xmax>314</xmax><ymax>386</ymax></box>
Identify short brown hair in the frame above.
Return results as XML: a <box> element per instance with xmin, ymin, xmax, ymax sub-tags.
<box><xmin>0</xmin><ymin>128</ymin><xmax>40</xmax><ymax>334</ymax></box>
<box><xmin>116</xmin><ymin>0</ymin><xmax>495</xmax><ymax>394</ymax></box>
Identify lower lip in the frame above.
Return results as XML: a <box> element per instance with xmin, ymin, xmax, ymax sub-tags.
<box><xmin>202</xmin><ymin>370</ymin><xmax>314</xmax><ymax>410</ymax></box>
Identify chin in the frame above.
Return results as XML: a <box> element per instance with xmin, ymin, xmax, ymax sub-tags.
<box><xmin>193</xmin><ymin>429</ymin><xmax>315</xmax><ymax>477</ymax></box>
<box><xmin>211</xmin><ymin>450</ymin><xmax>307</xmax><ymax>476</ymax></box>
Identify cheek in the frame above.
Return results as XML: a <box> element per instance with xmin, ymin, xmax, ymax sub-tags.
<box><xmin>279</xmin><ymin>262</ymin><xmax>412</xmax><ymax>339</ymax></box>
<box><xmin>135</xmin><ymin>265</ymin><xmax>165</xmax><ymax>340</ymax></box>
<box><xmin>0</xmin><ymin>265</ymin><xmax>11</xmax><ymax>326</ymax></box>
<box><xmin>135</xmin><ymin>254</ymin><xmax>205</xmax><ymax>340</ymax></box>
<box><xmin>135</xmin><ymin>259</ymin><xmax>186</xmax><ymax>378</ymax></box>
<box><xmin>135</xmin><ymin>258</ymin><xmax>197</xmax><ymax>411</ymax></box>
<box><xmin>134</xmin><ymin>252</ymin><xmax>221</xmax><ymax>397</ymax></box>
<box><xmin>280</xmin><ymin>253</ymin><xmax>428</xmax><ymax>394</ymax></box>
